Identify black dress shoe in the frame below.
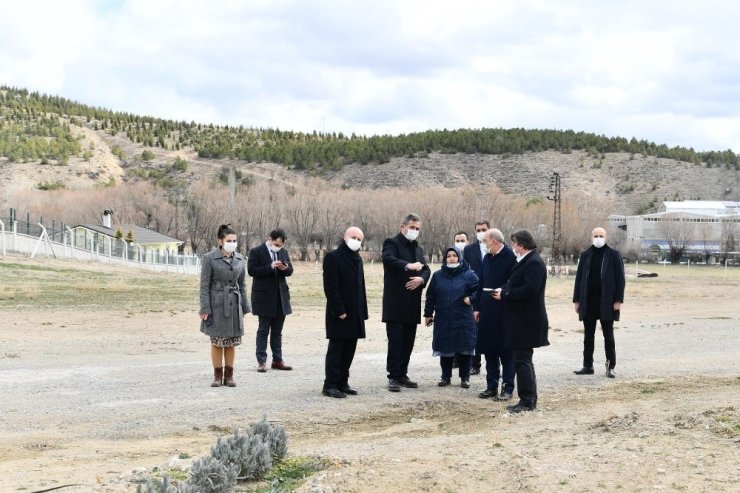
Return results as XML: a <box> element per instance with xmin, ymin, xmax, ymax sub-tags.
<box><xmin>506</xmin><ymin>401</ymin><xmax>526</xmax><ymax>411</ymax></box>
<box><xmin>606</xmin><ymin>368</ymin><xmax>616</xmax><ymax>378</ymax></box>
<box><xmin>508</xmin><ymin>404</ymin><xmax>535</xmax><ymax>413</ymax></box>
<box><xmin>495</xmin><ymin>391</ymin><xmax>513</xmax><ymax>401</ymax></box>
<box><xmin>478</xmin><ymin>388</ymin><xmax>497</xmax><ymax>399</ymax></box>
<box><xmin>388</xmin><ymin>379</ymin><xmax>401</xmax><ymax>392</ymax></box>
<box><xmin>460</xmin><ymin>379</ymin><xmax>470</xmax><ymax>389</ymax></box>
<box><xmin>322</xmin><ymin>388</ymin><xmax>347</xmax><ymax>398</ymax></box>
<box><xmin>574</xmin><ymin>367</ymin><xmax>594</xmax><ymax>375</ymax></box>
<box><xmin>438</xmin><ymin>378</ymin><xmax>451</xmax><ymax>387</ymax></box>
<box><xmin>398</xmin><ymin>376</ymin><xmax>418</xmax><ymax>388</ymax></box>
<box><xmin>338</xmin><ymin>386</ymin><xmax>358</xmax><ymax>395</ymax></box>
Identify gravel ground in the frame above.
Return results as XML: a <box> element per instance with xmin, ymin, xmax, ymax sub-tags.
<box><xmin>0</xmin><ymin>267</ymin><xmax>738</xmax><ymax>492</ymax></box>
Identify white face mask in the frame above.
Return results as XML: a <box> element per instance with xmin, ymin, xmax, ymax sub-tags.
<box><xmin>222</xmin><ymin>241</ymin><xmax>237</xmax><ymax>253</ymax></box>
<box><xmin>447</xmin><ymin>262</ymin><xmax>460</xmax><ymax>269</ymax></box>
<box><xmin>592</xmin><ymin>238</ymin><xmax>606</xmax><ymax>248</ymax></box>
<box><xmin>404</xmin><ymin>229</ymin><xmax>419</xmax><ymax>241</ymax></box>
<box><xmin>476</xmin><ymin>231</ymin><xmax>486</xmax><ymax>242</ymax></box>
<box><xmin>346</xmin><ymin>238</ymin><xmax>362</xmax><ymax>251</ymax></box>
<box><xmin>455</xmin><ymin>241</ymin><xmax>467</xmax><ymax>250</ymax></box>
<box><xmin>268</xmin><ymin>242</ymin><xmax>283</xmax><ymax>253</ymax></box>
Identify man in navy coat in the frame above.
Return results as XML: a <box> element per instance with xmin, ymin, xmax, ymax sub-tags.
<box><xmin>474</xmin><ymin>229</ymin><xmax>517</xmax><ymax>400</ymax></box>
<box><xmin>463</xmin><ymin>220</ymin><xmax>490</xmax><ymax>374</ymax></box>
<box><xmin>572</xmin><ymin>227</ymin><xmax>625</xmax><ymax>378</ymax></box>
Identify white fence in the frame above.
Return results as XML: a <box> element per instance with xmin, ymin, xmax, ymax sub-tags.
<box><xmin>0</xmin><ymin>221</ymin><xmax>200</xmax><ymax>275</ymax></box>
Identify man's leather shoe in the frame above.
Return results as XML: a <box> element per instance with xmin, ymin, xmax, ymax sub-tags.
<box><xmin>271</xmin><ymin>359</ymin><xmax>292</xmax><ymax>371</ymax></box>
<box><xmin>607</xmin><ymin>368</ymin><xmax>616</xmax><ymax>378</ymax></box>
<box><xmin>470</xmin><ymin>367</ymin><xmax>481</xmax><ymax>375</ymax></box>
<box><xmin>495</xmin><ymin>391</ymin><xmax>513</xmax><ymax>401</ymax></box>
<box><xmin>338</xmin><ymin>386</ymin><xmax>358</xmax><ymax>395</ymax></box>
<box><xmin>322</xmin><ymin>388</ymin><xmax>347</xmax><ymax>398</ymax></box>
<box><xmin>257</xmin><ymin>363</ymin><xmax>267</xmax><ymax>373</ymax></box>
<box><xmin>574</xmin><ymin>367</ymin><xmax>594</xmax><ymax>375</ymax></box>
<box><xmin>479</xmin><ymin>388</ymin><xmax>497</xmax><ymax>399</ymax></box>
<box><xmin>438</xmin><ymin>378</ymin><xmax>451</xmax><ymax>387</ymax></box>
<box><xmin>398</xmin><ymin>376</ymin><xmax>418</xmax><ymax>388</ymax></box>
<box><xmin>388</xmin><ymin>379</ymin><xmax>401</xmax><ymax>392</ymax></box>
<box><xmin>508</xmin><ymin>404</ymin><xmax>535</xmax><ymax>413</ymax></box>
<box><xmin>460</xmin><ymin>379</ymin><xmax>470</xmax><ymax>389</ymax></box>
<box><xmin>506</xmin><ymin>401</ymin><xmax>527</xmax><ymax>411</ymax></box>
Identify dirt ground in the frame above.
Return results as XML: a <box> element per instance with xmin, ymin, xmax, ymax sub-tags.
<box><xmin>0</xmin><ymin>259</ymin><xmax>738</xmax><ymax>492</ymax></box>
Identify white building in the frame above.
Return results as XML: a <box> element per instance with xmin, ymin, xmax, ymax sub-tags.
<box><xmin>609</xmin><ymin>201</ymin><xmax>740</xmax><ymax>258</ymax></box>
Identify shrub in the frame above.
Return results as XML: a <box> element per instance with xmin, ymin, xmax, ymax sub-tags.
<box><xmin>187</xmin><ymin>455</ymin><xmax>239</xmax><ymax>493</ymax></box>
<box><xmin>138</xmin><ymin>417</ymin><xmax>290</xmax><ymax>491</ymax></box>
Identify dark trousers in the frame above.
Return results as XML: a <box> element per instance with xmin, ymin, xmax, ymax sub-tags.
<box><xmin>483</xmin><ymin>349</ymin><xmax>515</xmax><ymax>393</ymax></box>
<box><xmin>472</xmin><ymin>353</ymin><xmax>482</xmax><ymax>370</ymax></box>
<box><xmin>386</xmin><ymin>322</ymin><xmax>417</xmax><ymax>380</ymax></box>
<box><xmin>512</xmin><ymin>349</ymin><xmax>537</xmax><ymax>409</ymax></box>
<box><xmin>583</xmin><ymin>318</ymin><xmax>616</xmax><ymax>369</ymax></box>
<box><xmin>324</xmin><ymin>338</ymin><xmax>358</xmax><ymax>390</ymax></box>
<box><xmin>256</xmin><ymin>314</ymin><xmax>286</xmax><ymax>363</ymax></box>
<box><xmin>440</xmin><ymin>354</ymin><xmax>471</xmax><ymax>380</ymax></box>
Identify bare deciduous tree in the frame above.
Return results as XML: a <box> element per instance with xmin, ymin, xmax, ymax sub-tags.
<box><xmin>660</xmin><ymin>214</ymin><xmax>696</xmax><ymax>263</ymax></box>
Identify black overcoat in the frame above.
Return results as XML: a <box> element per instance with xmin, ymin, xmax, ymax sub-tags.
<box><xmin>573</xmin><ymin>245</ymin><xmax>625</xmax><ymax>322</ymax></box>
<box><xmin>475</xmin><ymin>245</ymin><xmax>517</xmax><ymax>354</ymax></box>
<box><xmin>500</xmin><ymin>250</ymin><xmax>550</xmax><ymax>349</ymax></box>
<box><xmin>381</xmin><ymin>233</ymin><xmax>431</xmax><ymax>324</ymax></box>
<box><xmin>322</xmin><ymin>242</ymin><xmax>368</xmax><ymax>339</ymax></box>
<box><xmin>199</xmin><ymin>249</ymin><xmax>250</xmax><ymax>337</ymax></box>
<box><xmin>247</xmin><ymin>242</ymin><xmax>293</xmax><ymax>317</ymax></box>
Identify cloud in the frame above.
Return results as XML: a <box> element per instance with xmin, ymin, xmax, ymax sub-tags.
<box><xmin>2</xmin><ymin>0</ymin><xmax>740</xmax><ymax>151</ymax></box>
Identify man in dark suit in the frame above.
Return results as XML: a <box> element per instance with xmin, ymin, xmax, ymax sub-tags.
<box><xmin>247</xmin><ymin>229</ymin><xmax>294</xmax><ymax>372</ymax></box>
<box><xmin>382</xmin><ymin>213</ymin><xmax>431</xmax><ymax>392</ymax></box>
<box><xmin>493</xmin><ymin>230</ymin><xmax>549</xmax><ymax>413</ymax></box>
<box><xmin>321</xmin><ymin>227</ymin><xmax>368</xmax><ymax>398</ymax></box>
<box><xmin>463</xmin><ymin>220</ymin><xmax>490</xmax><ymax>375</ymax></box>
<box><xmin>474</xmin><ymin>228</ymin><xmax>517</xmax><ymax>400</ymax></box>
<box><xmin>572</xmin><ymin>227</ymin><xmax>625</xmax><ymax>378</ymax></box>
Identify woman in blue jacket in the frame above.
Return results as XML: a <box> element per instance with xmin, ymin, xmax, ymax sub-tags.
<box><xmin>424</xmin><ymin>247</ymin><xmax>480</xmax><ymax>388</ymax></box>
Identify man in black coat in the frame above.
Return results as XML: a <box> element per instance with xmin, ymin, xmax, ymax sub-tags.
<box><xmin>463</xmin><ymin>220</ymin><xmax>490</xmax><ymax>374</ymax></box>
<box><xmin>572</xmin><ymin>227</ymin><xmax>625</xmax><ymax>378</ymax></box>
<box><xmin>493</xmin><ymin>230</ymin><xmax>549</xmax><ymax>413</ymax></box>
<box><xmin>247</xmin><ymin>229</ymin><xmax>294</xmax><ymax>372</ymax></box>
<box><xmin>321</xmin><ymin>227</ymin><xmax>368</xmax><ymax>398</ymax></box>
<box><xmin>474</xmin><ymin>228</ymin><xmax>517</xmax><ymax>400</ymax></box>
<box><xmin>382</xmin><ymin>213</ymin><xmax>431</xmax><ymax>392</ymax></box>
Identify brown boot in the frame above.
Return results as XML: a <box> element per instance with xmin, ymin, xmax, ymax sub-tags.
<box><xmin>224</xmin><ymin>366</ymin><xmax>236</xmax><ymax>387</ymax></box>
<box><xmin>211</xmin><ymin>367</ymin><xmax>223</xmax><ymax>387</ymax></box>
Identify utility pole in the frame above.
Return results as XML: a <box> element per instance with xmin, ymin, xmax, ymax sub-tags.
<box><xmin>547</xmin><ymin>172</ymin><xmax>562</xmax><ymax>274</ymax></box>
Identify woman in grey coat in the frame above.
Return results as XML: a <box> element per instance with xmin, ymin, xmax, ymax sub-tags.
<box><xmin>199</xmin><ymin>224</ymin><xmax>250</xmax><ymax>387</ymax></box>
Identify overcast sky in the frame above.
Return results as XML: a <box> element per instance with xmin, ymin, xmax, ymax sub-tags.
<box><xmin>2</xmin><ymin>0</ymin><xmax>740</xmax><ymax>152</ymax></box>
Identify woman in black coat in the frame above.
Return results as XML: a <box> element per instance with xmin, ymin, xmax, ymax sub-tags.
<box><xmin>493</xmin><ymin>230</ymin><xmax>549</xmax><ymax>413</ymax></box>
<box><xmin>424</xmin><ymin>247</ymin><xmax>480</xmax><ymax>388</ymax></box>
<box><xmin>321</xmin><ymin>227</ymin><xmax>368</xmax><ymax>398</ymax></box>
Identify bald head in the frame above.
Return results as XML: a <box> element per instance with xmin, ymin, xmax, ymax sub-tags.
<box><xmin>344</xmin><ymin>227</ymin><xmax>364</xmax><ymax>242</ymax></box>
<box><xmin>591</xmin><ymin>227</ymin><xmax>606</xmax><ymax>239</ymax></box>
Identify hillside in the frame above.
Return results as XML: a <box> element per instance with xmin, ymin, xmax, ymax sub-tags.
<box><xmin>1</xmin><ymin>86</ymin><xmax>739</xmax><ymax>215</ymax></box>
